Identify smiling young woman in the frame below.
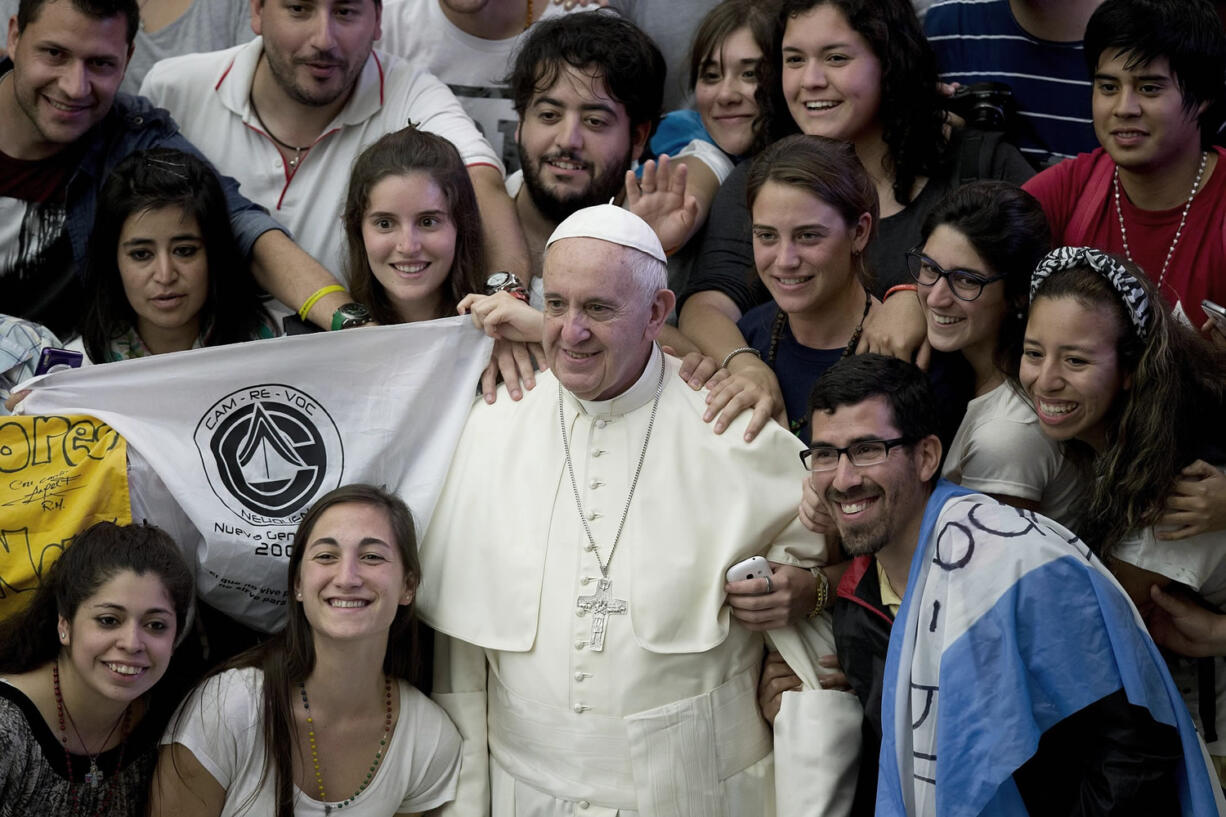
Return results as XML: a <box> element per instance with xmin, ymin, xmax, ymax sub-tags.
<box><xmin>0</xmin><ymin>521</ymin><xmax>194</xmax><ymax>817</ymax></box>
<box><xmin>1017</xmin><ymin>246</ymin><xmax>1226</xmax><ymax>772</ymax></box>
<box><xmin>679</xmin><ymin>0</ymin><xmax>1034</xmax><ymax>442</ymax></box>
<box><xmin>152</xmin><ymin>484</ymin><xmax>462</xmax><ymax>817</ymax></box>
<box><xmin>909</xmin><ymin>182</ymin><xmax>1085</xmax><ymax>524</ymax></box>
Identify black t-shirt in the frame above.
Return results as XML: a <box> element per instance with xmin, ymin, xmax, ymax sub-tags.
<box><xmin>0</xmin><ymin>143</ymin><xmax>86</xmax><ymax>339</ymax></box>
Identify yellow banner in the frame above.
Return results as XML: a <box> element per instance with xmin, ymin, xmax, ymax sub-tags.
<box><xmin>0</xmin><ymin>416</ymin><xmax>130</xmax><ymax>620</ymax></box>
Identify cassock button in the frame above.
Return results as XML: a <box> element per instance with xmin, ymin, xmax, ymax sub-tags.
<box><xmin>595</xmin><ymin>419</ymin><xmax>607</xmax><ymax>429</ymax></box>
<box><xmin>579</xmin><ymin>801</ymin><xmax>591</xmax><ymax>809</ymax></box>
<box><xmin>592</xmin><ymin>449</ymin><xmax>605</xmax><ymax>457</ymax></box>
<box><xmin>590</xmin><ymin>479</ymin><xmax>602</xmax><ymax>489</ymax></box>
<box><xmin>573</xmin><ymin>703</ymin><xmax>588</xmax><ymax>714</ymax></box>
<box><xmin>575</xmin><ymin>640</ymin><xmax>586</xmax><ymax>650</ymax></box>
<box><xmin>574</xmin><ymin>672</ymin><xmax>585</xmax><ymax>682</ymax></box>
<box><xmin>587</xmin><ymin>511</ymin><xmax>601</xmax><ymax>521</ymax></box>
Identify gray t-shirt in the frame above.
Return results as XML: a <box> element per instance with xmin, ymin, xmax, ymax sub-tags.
<box><xmin>0</xmin><ymin>0</ymin><xmax>254</xmax><ymax>94</ymax></box>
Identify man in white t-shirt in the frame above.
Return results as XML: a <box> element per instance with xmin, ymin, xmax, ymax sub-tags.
<box><xmin>141</xmin><ymin>0</ymin><xmax>530</xmax><ymax>291</ymax></box>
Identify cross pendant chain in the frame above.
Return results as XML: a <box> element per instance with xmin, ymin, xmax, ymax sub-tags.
<box><xmin>576</xmin><ymin>578</ymin><xmax>627</xmax><ymax>652</ymax></box>
<box><xmin>84</xmin><ymin>759</ymin><xmax>103</xmax><ymax>787</ymax></box>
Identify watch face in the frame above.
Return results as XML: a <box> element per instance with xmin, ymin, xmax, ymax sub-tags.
<box><xmin>486</xmin><ymin>272</ymin><xmax>514</xmax><ymax>289</ymax></box>
<box><xmin>340</xmin><ymin>303</ymin><xmax>371</xmax><ymax>320</ymax></box>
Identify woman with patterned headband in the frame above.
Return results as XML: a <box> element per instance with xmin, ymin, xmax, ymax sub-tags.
<box><xmin>1018</xmin><ymin>246</ymin><xmax>1226</xmax><ymax>776</ymax></box>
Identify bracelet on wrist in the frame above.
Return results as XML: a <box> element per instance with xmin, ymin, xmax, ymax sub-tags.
<box><xmin>721</xmin><ymin>346</ymin><xmax>761</xmax><ymax>369</ymax></box>
<box><xmin>807</xmin><ymin>566</ymin><xmax>831</xmax><ymax>618</ymax></box>
<box><xmin>298</xmin><ymin>284</ymin><xmax>347</xmax><ymax>321</ymax></box>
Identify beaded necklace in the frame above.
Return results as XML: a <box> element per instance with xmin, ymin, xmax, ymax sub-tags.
<box><xmin>300</xmin><ymin>676</ymin><xmax>393</xmax><ymax>809</ymax></box>
<box><xmin>1111</xmin><ymin>150</ymin><xmax>1207</xmax><ymax>291</ymax></box>
<box><xmin>52</xmin><ymin>662</ymin><xmax>131</xmax><ymax>817</ymax></box>
<box><xmin>767</xmin><ymin>288</ymin><xmax>871</xmax><ymax>434</ymax></box>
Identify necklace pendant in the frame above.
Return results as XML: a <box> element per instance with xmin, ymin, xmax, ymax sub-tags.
<box><xmin>84</xmin><ymin>760</ymin><xmax>102</xmax><ymax>787</ymax></box>
<box><xmin>576</xmin><ymin>578</ymin><xmax>627</xmax><ymax>652</ymax></box>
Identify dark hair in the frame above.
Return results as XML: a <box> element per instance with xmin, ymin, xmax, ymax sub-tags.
<box><xmin>1027</xmin><ymin>261</ymin><xmax>1226</xmax><ymax>554</ymax></box>
<box><xmin>687</xmin><ymin>0</ymin><xmax>780</xmax><ymax>157</ymax></box>
<box><xmin>0</xmin><ymin>521</ymin><xmax>193</xmax><ymax>673</ymax></box>
<box><xmin>17</xmin><ymin>0</ymin><xmax>139</xmax><ymax>44</ymax></box>
<box><xmin>81</xmin><ymin>148</ymin><xmax>269</xmax><ymax>362</ymax></box>
<box><xmin>919</xmin><ymin>182</ymin><xmax>1051</xmax><ymax>373</ymax></box>
<box><xmin>209</xmin><ymin>484</ymin><xmax>421</xmax><ymax>817</ymax></box>
<box><xmin>747</xmin><ymin>134</ymin><xmax>879</xmax><ymax>285</ymax></box>
<box><xmin>807</xmin><ymin>353</ymin><xmax>938</xmax><ymax>442</ymax></box>
<box><xmin>508</xmin><ymin>11</ymin><xmax>666</xmax><ymax>157</ymax></box>
<box><xmin>769</xmin><ymin>0</ymin><xmax>949</xmax><ymax>206</ymax></box>
<box><xmin>344</xmin><ymin>127</ymin><xmax>485</xmax><ymax>323</ymax></box>
<box><xmin>1084</xmin><ymin>0</ymin><xmax>1226</xmax><ymax>145</ymax></box>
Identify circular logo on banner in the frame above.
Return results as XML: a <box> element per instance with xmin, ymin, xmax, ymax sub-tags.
<box><xmin>194</xmin><ymin>385</ymin><xmax>344</xmax><ymax>525</ymax></box>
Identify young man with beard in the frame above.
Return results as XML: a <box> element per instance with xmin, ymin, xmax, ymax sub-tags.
<box><xmin>484</xmin><ymin>10</ymin><xmax>702</xmax><ymax>356</ymax></box>
<box><xmin>141</xmin><ymin>0</ymin><xmax>529</xmax><ymax>300</ymax></box>
<box><xmin>1022</xmin><ymin>0</ymin><xmax>1226</xmax><ymax>330</ymax></box>
<box><xmin>781</xmin><ymin>353</ymin><xmax>1223</xmax><ymax>816</ymax></box>
<box><xmin>506</xmin><ymin>12</ymin><xmax>662</xmax><ymax>279</ymax></box>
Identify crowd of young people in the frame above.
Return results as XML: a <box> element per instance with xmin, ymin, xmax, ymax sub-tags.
<box><xmin>4</xmin><ymin>0</ymin><xmax>1226</xmax><ymax>814</ymax></box>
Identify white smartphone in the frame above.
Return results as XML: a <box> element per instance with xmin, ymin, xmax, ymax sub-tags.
<box><xmin>726</xmin><ymin>555</ymin><xmax>771</xmax><ymax>584</ymax></box>
<box><xmin>1203</xmin><ymin>299</ymin><xmax>1226</xmax><ymax>326</ymax></box>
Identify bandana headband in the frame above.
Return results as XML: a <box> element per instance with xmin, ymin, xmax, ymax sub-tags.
<box><xmin>1029</xmin><ymin>246</ymin><xmax>1151</xmax><ymax>339</ymax></box>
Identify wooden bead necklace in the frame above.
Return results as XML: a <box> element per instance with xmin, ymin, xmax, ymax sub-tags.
<box><xmin>300</xmin><ymin>675</ymin><xmax>393</xmax><ymax>809</ymax></box>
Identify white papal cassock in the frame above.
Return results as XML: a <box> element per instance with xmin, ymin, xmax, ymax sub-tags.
<box><xmin>418</xmin><ymin>345</ymin><xmax>862</xmax><ymax>817</ymax></box>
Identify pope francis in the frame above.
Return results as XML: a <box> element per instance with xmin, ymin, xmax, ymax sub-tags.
<box><xmin>417</xmin><ymin>206</ymin><xmax>861</xmax><ymax>816</ymax></box>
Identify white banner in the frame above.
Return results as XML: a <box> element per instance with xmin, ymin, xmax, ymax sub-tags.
<box><xmin>19</xmin><ymin>318</ymin><xmax>493</xmax><ymax>631</ymax></box>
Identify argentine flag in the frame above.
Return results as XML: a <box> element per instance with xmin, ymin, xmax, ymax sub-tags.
<box><xmin>878</xmin><ymin>480</ymin><xmax>1224</xmax><ymax>816</ymax></box>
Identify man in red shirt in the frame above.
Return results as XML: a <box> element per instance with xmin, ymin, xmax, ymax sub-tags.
<box><xmin>1023</xmin><ymin>0</ymin><xmax>1226</xmax><ymax>329</ymax></box>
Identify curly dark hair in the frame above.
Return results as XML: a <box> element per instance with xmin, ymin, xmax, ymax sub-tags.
<box><xmin>769</xmin><ymin>0</ymin><xmax>950</xmax><ymax>206</ymax></box>
<box><xmin>507</xmin><ymin>10</ymin><xmax>666</xmax><ymax>156</ymax></box>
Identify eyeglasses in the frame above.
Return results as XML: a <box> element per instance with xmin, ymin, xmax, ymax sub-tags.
<box><xmin>905</xmin><ymin>250</ymin><xmax>1005</xmax><ymax>302</ymax></box>
<box><xmin>799</xmin><ymin>437</ymin><xmax>913</xmax><ymax>471</ymax></box>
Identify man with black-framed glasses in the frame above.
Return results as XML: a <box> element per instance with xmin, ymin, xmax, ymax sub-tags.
<box><xmin>769</xmin><ymin>353</ymin><xmax>1220</xmax><ymax>816</ymax></box>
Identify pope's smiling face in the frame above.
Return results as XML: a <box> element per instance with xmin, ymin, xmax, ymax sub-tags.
<box><xmin>542</xmin><ymin>237</ymin><xmax>672</xmax><ymax>401</ymax></box>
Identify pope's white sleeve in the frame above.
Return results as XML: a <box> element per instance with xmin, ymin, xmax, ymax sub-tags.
<box><xmin>430</xmin><ymin>633</ymin><xmax>491</xmax><ymax>817</ymax></box>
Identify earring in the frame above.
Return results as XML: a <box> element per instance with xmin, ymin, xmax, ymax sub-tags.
<box><xmin>58</xmin><ymin>629</ymin><xmax>67</xmax><ymax>642</ymax></box>
<box><xmin>296</xmin><ymin>592</ymin><xmax>303</xmax><ymax>601</ymax></box>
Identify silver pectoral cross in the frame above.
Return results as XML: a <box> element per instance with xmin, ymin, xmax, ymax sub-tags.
<box><xmin>576</xmin><ymin>577</ymin><xmax>627</xmax><ymax>652</ymax></box>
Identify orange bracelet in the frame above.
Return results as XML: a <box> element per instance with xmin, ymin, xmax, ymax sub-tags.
<box><xmin>883</xmin><ymin>284</ymin><xmax>918</xmax><ymax>300</ymax></box>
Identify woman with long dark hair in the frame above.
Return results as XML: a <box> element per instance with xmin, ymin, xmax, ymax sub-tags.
<box><xmin>0</xmin><ymin>521</ymin><xmax>194</xmax><ymax>816</ymax></box>
<box><xmin>1019</xmin><ymin>247</ymin><xmax>1226</xmax><ymax>768</ymax></box>
<box><xmin>909</xmin><ymin>182</ymin><xmax>1082</xmax><ymax>522</ymax></box>
<box><xmin>79</xmin><ymin>148</ymin><xmax>274</xmax><ymax>362</ymax></box>
<box><xmin>344</xmin><ymin>127</ymin><xmax>485</xmax><ymax>326</ymax></box>
<box><xmin>152</xmin><ymin>484</ymin><xmax>461</xmax><ymax>817</ymax></box>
